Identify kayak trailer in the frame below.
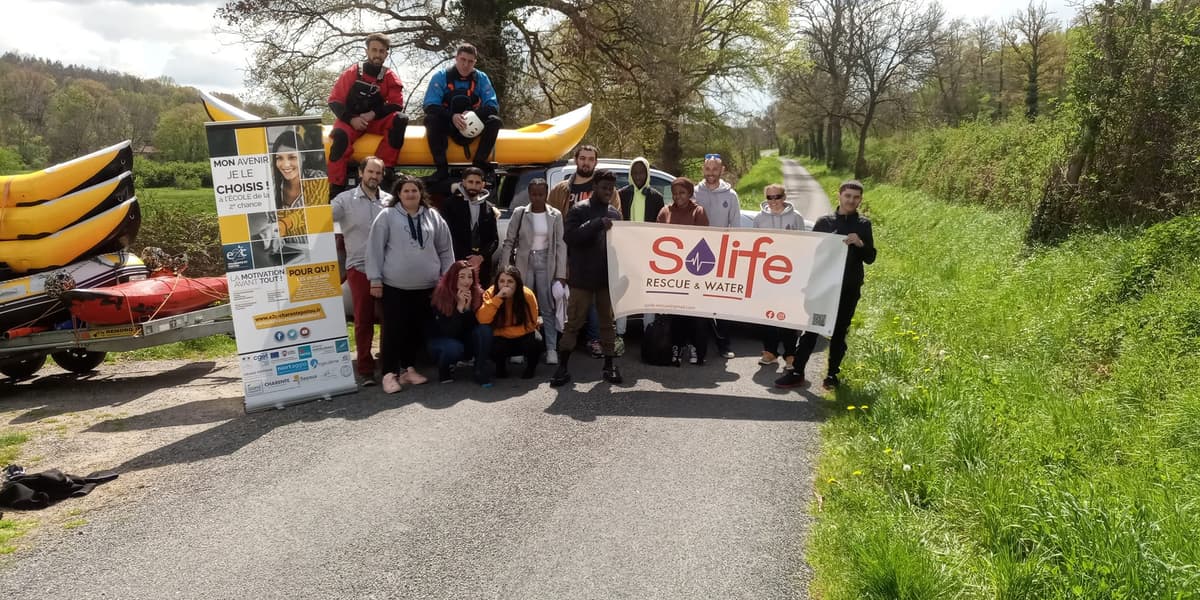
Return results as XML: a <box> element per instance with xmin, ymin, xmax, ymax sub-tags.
<box><xmin>0</xmin><ymin>304</ymin><xmax>233</xmax><ymax>380</ymax></box>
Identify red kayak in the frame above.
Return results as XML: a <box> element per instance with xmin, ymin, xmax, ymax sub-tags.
<box><xmin>62</xmin><ymin>275</ymin><xmax>228</xmax><ymax>325</ymax></box>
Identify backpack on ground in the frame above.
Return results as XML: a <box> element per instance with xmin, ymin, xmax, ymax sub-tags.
<box><xmin>641</xmin><ymin>318</ymin><xmax>675</xmax><ymax>366</ymax></box>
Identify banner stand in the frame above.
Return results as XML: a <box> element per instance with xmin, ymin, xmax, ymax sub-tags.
<box><xmin>206</xmin><ymin>117</ymin><xmax>358</xmax><ymax>412</ymax></box>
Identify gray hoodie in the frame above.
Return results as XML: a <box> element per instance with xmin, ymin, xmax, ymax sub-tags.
<box><xmin>365</xmin><ymin>204</ymin><xmax>455</xmax><ymax>290</ymax></box>
<box><xmin>754</xmin><ymin>201</ymin><xmax>807</xmax><ymax>231</ymax></box>
<box><xmin>693</xmin><ymin>179</ymin><xmax>741</xmax><ymax>228</ymax></box>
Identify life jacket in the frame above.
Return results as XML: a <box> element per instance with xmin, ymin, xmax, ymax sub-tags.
<box><xmin>348</xmin><ymin>63</ymin><xmax>388</xmax><ymax>114</ymax></box>
<box><xmin>441</xmin><ymin>66</ymin><xmax>481</xmax><ymax>112</ymax></box>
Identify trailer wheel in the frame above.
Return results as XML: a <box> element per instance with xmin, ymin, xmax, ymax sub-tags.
<box><xmin>51</xmin><ymin>349</ymin><xmax>107</xmax><ymax>373</ymax></box>
<box><xmin>0</xmin><ymin>353</ymin><xmax>48</xmax><ymax>379</ymax></box>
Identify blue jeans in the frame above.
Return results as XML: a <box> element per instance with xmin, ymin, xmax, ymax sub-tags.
<box><xmin>427</xmin><ymin>324</ymin><xmax>493</xmax><ymax>377</ymax></box>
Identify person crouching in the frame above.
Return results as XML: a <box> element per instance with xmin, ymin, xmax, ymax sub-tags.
<box><xmin>477</xmin><ymin>266</ymin><xmax>543</xmax><ymax>379</ymax></box>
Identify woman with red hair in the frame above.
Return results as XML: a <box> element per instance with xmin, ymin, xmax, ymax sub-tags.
<box><xmin>427</xmin><ymin>260</ymin><xmax>494</xmax><ymax>386</ymax></box>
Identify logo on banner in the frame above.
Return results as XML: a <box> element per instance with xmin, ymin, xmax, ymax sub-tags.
<box><xmin>650</xmin><ymin>234</ymin><xmax>793</xmax><ymax>299</ymax></box>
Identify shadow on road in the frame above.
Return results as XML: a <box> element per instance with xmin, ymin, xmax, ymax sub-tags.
<box><xmin>544</xmin><ymin>388</ymin><xmax>824</xmax><ymax>423</ymax></box>
<box><xmin>3</xmin><ymin>361</ymin><xmax>232</xmax><ymax>424</ymax></box>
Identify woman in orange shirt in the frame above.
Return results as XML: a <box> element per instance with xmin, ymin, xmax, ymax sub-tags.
<box><xmin>477</xmin><ymin>265</ymin><xmax>543</xmax><ymax>379</ymax></box>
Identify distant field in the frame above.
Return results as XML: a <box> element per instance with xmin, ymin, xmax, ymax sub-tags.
<box><xmin>138</xmin><ymin>187</ymin><xmax>218</xmax><ymax>217</ymax></box>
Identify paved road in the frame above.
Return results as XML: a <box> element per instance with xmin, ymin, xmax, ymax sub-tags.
<box><xmin>781</xmin><ymin>159</ymin><xmax>832</xmax><ymax>222</ymax></box>
<box><xmin>0</xmin><ymin>166</ymin><xmax>834</xmax><ymax>600</ymax></box>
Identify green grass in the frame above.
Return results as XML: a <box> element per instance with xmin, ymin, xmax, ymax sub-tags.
<box><xmin>138</xmin><ymin>187</ymin><xmax>218</xmax><ymax>218</ymax></box>
<box><xmin>0</xmin><ymin>519</ymin><xmax>32</xmax><ymax>554</ymax></box>
<box><xmin>0</xmin><ymin>431</ymin><xmax>29</xmax><ymax>465</ymax></box>
<box><xmin>734</xmin><ymin>154</ymin><xmax>783</xmax><ymax>210</ymax></box>
<box><xmin>108</xmin><ymin>334</ymin><xmax>237</xmax><ymax>362</ymax></box>
<box><xmin>799</xmin><ymin>159</ymin><xmax>1200</xmax><ymax>599</ymax></box>
<box><xmin>108</xmin><ymin>324</ymin><xmax>356</xmax><ymax>362</ymax></box>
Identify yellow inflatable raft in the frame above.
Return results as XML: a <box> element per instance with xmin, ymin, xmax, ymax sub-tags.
<box><xmin>0</xmin><ymin>197</ymin><xmax>141</xmax><ymax>276</ymax></box>
<box><xmin>200</xmin><ymin>91</ymin><xmax>591</xmax><ymax>166</ymax></box>
<box><xmin>0</xmin><ymin>141</ymin><xmax>133</xmax><ymax>207</ymax></box>
<box><xmin>0</xmin><ymin>171</ymin><xmax>134</xmax><ymax>240</ymax></box>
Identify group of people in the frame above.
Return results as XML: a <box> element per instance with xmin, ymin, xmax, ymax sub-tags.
<box><xmin>326</xmin><ymin>34</ymin><xmax>501</xmax><ymax>194</ymax></box>
<box><xmin>328</xmin><ymin>33</ymin><xmax>877</xmax><ymax>393</ymax></box>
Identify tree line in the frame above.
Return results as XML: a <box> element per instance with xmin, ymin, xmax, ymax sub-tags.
<box><xmin>775</xmin><ymin>0</ymin><xmax>1199</xmax><ymax>241</ymax></box>
<box><xmin>0</xmin><ymin>53</ymin><xmax>278</xmax><ymax>172</ymax></box>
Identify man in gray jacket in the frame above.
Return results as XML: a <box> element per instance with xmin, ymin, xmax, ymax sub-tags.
<box><xmin>332</xmin><ymin>156</ymin><xmax>389</xmax><ymax>384</ymax></box>
<box><xmin>693</xmin><ymin>153</ymin><xmax>741</xmax><ymax>359</ymax></box>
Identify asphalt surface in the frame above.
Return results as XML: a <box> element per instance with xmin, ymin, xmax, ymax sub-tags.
<box><xmin>0</xmin><ymin>163</ymin><xmax>833</xmax><ymax>599</ymax></box>
<box><xmin>781</xmin><ymin>158</ymin><xmax>833</xmax><ymax>221</ymax></box>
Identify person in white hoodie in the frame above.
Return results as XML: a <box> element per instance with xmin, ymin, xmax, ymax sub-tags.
<box><xmin>367</xmin><ymin>175</ymin><xmax>455</xmax><ymax>392</ymax></box>
<box><xmin>753</xmin><ymin>183</ymin><xmax>806</xmax><ymax>369</ymax></box>
<box><xmin>693</xmin><ymin>153</ymin><xmax>741</xmax><ymax>359</ymax></box>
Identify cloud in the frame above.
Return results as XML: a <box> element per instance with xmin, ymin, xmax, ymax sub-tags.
<box><xmin>0</xmin><ymin>0</ymin><xmax>247</xmax><ymax>93</ymax></box>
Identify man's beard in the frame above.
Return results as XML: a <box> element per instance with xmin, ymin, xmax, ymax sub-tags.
<box><xmin>363</xmin><ymin>179</ymin><xmax>379</xmax><ymax>192</ymax></box>
<box><xmin>576</xmin><ymin>165</ymin><xmax>595</xmax><ymax>178</ymax></box>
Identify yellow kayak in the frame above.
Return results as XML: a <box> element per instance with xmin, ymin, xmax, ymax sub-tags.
<box><xmin>0</xmin><ymin>141</ymin><xmax>133</xmax><ymax>208</ymax></box>
<box><xmin>0</xmin><ymin>197</ymin><xmax>141</xmax><ymax>277</ymax></box>
<box><xmin>201</xmin><ymin>91</ymin><xmax>591</xmax><ymax>166</ymax></box>
<box><xmin>0</xmin><ymin>171</ymin><xmax>134</xmax><ymax>241</ymax></box>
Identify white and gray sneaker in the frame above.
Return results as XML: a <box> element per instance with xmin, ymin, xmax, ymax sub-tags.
<box><xmin>687</xmin><ymin>344</ymin><xmax>698</xmax><ymax>365</ymax></box>
<box><xmin>546</xmin><ymin>350</ymin><xmax>559</xmax><ymax>365</ymax></box>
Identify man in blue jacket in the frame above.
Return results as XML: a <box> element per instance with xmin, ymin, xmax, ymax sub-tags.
<box><xmin>423</xmin><ymin>43</ymin><xmax>501</xmax><ymax>182</ymax></box>
<box><xmin>776</xmin><ymin>180</ymin><xmax>877</xmax><ymax>390</ymax></box>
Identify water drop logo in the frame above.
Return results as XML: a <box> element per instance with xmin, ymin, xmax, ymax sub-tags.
<box><xmin>684</xmin><ymin>239</ymin><xmax>717</xmax><ymax>276</ymax></box>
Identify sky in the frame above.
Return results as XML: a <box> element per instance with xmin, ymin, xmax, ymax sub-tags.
<box><xmin>1</xmin><ymin>0</ymin><xmax>1078</xmax><ymax>107</ymax></box>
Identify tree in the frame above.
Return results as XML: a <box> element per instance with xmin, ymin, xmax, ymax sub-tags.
<box><xmin>848</xmin><ymin>0</ymin><xmax>942</xmax><ymax>178</ymax></box>
<box><xmin>216</xmin><ymin>0</ymin><xmax>599</xmax><ymax>117</ymax></box>
<box><xmin>247</xmin><ymin>46</ymin><xmax>338</xmax><ymax>116</ymax></box>
<box><xmin>154</xmin><ymin>103</ymin><xmax>209</xmax><ymax>162</ymax></box>
<box><xmin>44</xmin><ymin>80</ymin><xmax>129</xmax><ymax>161</ymax></box>
<box><xmin>1002</xmin><ymin>2</ymin><xmax>1059</xmax><ymax>121</ymax></box>
<box><xmin>793</xmin><ymin>0</ymin><xmax>857</xmax><ymax>170</ymax></box>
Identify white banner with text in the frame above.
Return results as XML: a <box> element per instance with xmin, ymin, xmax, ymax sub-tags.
<box><xmin>205</xmin><ymin>116</ymin><xmax>356</xmax><ymax>412</ymax></box>
<box><xmin>607</xmin><ymin>222</ymin><xmax>847</xmax><ymax>335</ymax></box>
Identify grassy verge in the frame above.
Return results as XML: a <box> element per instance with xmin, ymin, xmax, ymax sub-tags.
<box><xmin>734</xmin><ymin>154</ymin><xmax>783</xmax><ymax>210</ymax></box>
<box><xmin>0</xmin><ymin>430</ymin><xmax>28</xmax><ymax>465</ymax></box>
<box><xmin>138</xmin><ymin>187</ymin><xmax>218</xmax><ymax>217</ymax></box>
<box><xmin>800</xmin><ymin>160</ymin><xmax>1200</xmax><ymax>598</ymax></box>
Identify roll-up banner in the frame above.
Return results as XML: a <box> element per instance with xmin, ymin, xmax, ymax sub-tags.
<box><xmin>205</xmin><ymin>116</ymin><xmax>356</xmax><ymax>412</ymax></box>
<box><xmin>607</xmin><ymin>222</ymin><xmax>848</xmax><ymax>335</ymax></box>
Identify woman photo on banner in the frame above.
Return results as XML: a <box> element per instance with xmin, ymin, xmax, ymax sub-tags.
<box><xmin>366</xmin><ymin>175</ymin><xmax>455</xmax><ymax>393</ymax></box>
<box><xmin>269</xmin><ymin>127</ymin><xmax>327</xmax><ymax>210</ymax></box>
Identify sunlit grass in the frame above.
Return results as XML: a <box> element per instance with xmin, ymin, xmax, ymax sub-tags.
<box><xmin>801</xmin><ymin>159</ymin><xmax>1200</xmax><ymax>599</ymax></box>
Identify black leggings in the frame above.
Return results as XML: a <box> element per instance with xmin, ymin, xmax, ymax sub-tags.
<box><xmin>491</xmin><ymin>332</ymin><xmax>542</xmax><ymax>366</ymax></box>
<box><xmin>423</xmin><ymin>107</ymin><xmax>502</xmax><ymax>168</ymax></box>
<box><xmin>380</xmin><ymin>286</ymin><xmax>433</xmax><ymax>373</ymax></box>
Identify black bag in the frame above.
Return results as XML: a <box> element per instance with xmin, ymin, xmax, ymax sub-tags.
<box><xmin>641</xmin><ymin>318</ymin><xmax>675</xmax><ymax>366</ymax></box>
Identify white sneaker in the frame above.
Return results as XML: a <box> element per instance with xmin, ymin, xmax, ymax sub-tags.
<box><xmin>546</xmin><ymin>350</ymin><xmax>559</xmax><ymax>365</ymax></box>
<box><xmin>511</xmin><ymin>356</ymin><xmax>525</xmax><ymax>364</ymax></box>
<box><xmin>687</xmin><ymin>344</ymin><xmax>698</xmax><ymax>365</ymax></box>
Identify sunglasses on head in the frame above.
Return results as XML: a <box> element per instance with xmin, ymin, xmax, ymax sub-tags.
<box><xmin>704</xmin><ymin>153</ymin><xmax>721</xmax><ymax>160</ymax></box>
<box><xmin>766</xmin><ymin>194</ymin><xmax>784</xmax><ymax>200</ymax></box>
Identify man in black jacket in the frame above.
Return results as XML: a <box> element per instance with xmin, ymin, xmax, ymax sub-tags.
<box><xmin>776</xmin><ymin>180</ymin><xmax>877</xmax><ymax>390</ymax></box>
<box><xmin>440</xmin><ymin>167</ymin><xmax>500</xmax><ymax>286</ymax></box>
<box><xmin>551</xmin><ymin>169</ymin><xmax>624</xmax><ymax>387</ymax></box>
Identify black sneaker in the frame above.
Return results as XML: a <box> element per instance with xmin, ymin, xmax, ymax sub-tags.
<box><xmin>774</xmin><ymin>370</ymin><xmax>807</xmax><ymax>389</ymax></box>
<box><xmin>438</xmin><ymin>365</ymin><xmax>454</xmax><ymax>384</ymax></box>
<box><xmin>359</xmin><ymin>374</ymin><xmax>377</xmax><ymax>387</ymax></box>
<box><xmin>823</xmin><ymin>375</ymin><xmax>840</xmax><ymax>390</ymax></box>
<box><xmin>550</xmin><ymin>366</ymin><xmax>572</xmax><ymax>387</ymax></box>
<box><xmin>602</xmin><ymin>364</ymin><xmax>623</xmax><ymax>384</ymax></box>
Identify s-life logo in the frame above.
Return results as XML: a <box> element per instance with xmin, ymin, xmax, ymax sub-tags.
<box><xmin>650</xmin><ymin>234</ymin><xmax>792</xmax><ymax>298</ymax></box>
